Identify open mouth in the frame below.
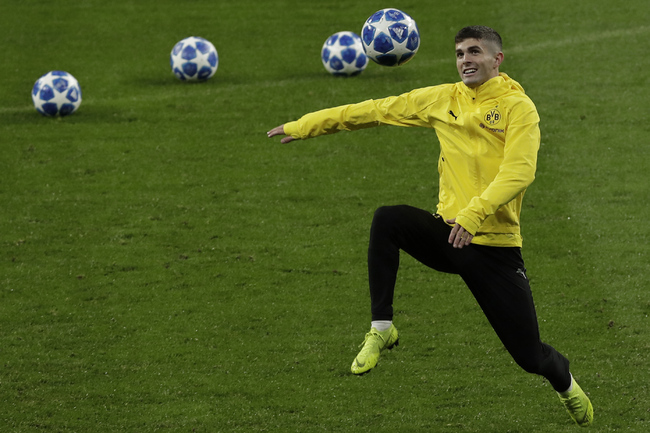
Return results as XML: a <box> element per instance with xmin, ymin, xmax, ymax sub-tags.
<box><xmin>463</xmin><ymin>68</ymin><xmax>477</xmax><ymax>76</ymax></box>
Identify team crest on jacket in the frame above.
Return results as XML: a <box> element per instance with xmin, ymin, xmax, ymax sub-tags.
<box><xmin>484</xmin><ymin>108</ymin><xmax>502</xmax><ymax>125</ymax></box>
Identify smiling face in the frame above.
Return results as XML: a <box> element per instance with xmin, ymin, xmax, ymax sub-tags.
<box><xmin>455</xmin><ymin>38</ymin><xmax>503</xmax><ymax>88</ymax></box>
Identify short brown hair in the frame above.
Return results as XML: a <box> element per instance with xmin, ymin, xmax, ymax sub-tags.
<box><xmin>455</xmin><ymin>26</ymin><xmax>502</xmax><ymax>52</ymax></box>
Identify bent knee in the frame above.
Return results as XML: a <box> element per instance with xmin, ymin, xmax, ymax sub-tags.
<box><xmin>373</xmin><ymin>205</ymin><xmax>411</xmax><ymax>223</ymax></box>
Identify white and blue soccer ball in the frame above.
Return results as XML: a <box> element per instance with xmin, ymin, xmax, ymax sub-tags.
<box><xmin>361</xmin><ymin>8</ymin><xmax>420</xmax><ymax>67</ymax></box>
<box><xmin>321</xmin><ymin>31</ymin><xmax>368</xmax><ymax>76</ymax></box>
<box><xmin>170</xmin><ymin>36</ymin><xmax>219</xmax><ymax>81</ymax></box>
<box><xmin>31</xmin><ymin>71</ymin><xmax>82</xmax><ymax>117</ymax></box>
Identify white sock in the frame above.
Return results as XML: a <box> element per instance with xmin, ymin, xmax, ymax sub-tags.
<box><xmin>371</xmin><ymin>320</ymin><xmax>392</xmax><ymax>332</ymax></box>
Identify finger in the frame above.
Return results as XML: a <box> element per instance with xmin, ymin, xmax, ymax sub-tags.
<box><xmin>446</xmin><ymin>218</ymin><xmax>457</xmax><ymax>244</ymax></box>
<box><xmin>453</xmin><ymin>226</ymin><xmax>468</xmax><ymax>249</ymax></box>
<box><xmin>457</xmin><ymin>233</ymin><xmax>473</xmax><ymax>249</ymax></box>
<box><xmin>454</xmin><ymin>233</ymin><xmax>464</xmax><ymax>249</ymax></box>
<box><xmin>448</xmin><ymin>224</ymin><xmax>458</xmax><ymax>245</ymax></box>
<box><xmin>267</xmin><ymin>125</ymin><xmax>285</xmax><ymax>138</ymax></box>
<box><xmin>280</xmin><ymin>136</ymin><xmax>295</xmax><ymax>144</ymax></box>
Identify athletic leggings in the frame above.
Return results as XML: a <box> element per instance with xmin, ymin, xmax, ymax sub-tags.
<box><xmin>368</xmin><ymin>205</ymin><xmax>571</xmax><ymax>391</ymax></box>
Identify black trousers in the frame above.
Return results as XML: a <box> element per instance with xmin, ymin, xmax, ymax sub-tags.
<box><xmin>368</xmin><ymin>205</ymin><xmax>571</xmax><ymax>391</ymax></box>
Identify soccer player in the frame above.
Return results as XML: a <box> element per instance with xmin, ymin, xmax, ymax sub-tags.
<box><xmin>267</xmin><ymin>25</ymin><xmax>593</xmax><ymax>427</ymax></box>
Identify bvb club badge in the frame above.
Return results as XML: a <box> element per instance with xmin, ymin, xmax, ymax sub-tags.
<box><xmin>484</xmin><ymin>108</ymin><xmax>501</xmax><ymax>126</ymax></box>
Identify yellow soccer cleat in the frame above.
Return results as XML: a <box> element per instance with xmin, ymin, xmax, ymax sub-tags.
<box><xmin>351</xmin><ymin>325</ymin><xmax>399</xmax><ymax>375</ymax></box>
<box><xmin>558</xmin><ymin>377</ymin><xmax>594</xmax><ymax>427</ymax></box>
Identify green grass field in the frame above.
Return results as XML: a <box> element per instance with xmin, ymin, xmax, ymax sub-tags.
<box><xmin>1</xmin><ymin>0</ymin><xmax>648</xmax><ymax>431</ymax></box>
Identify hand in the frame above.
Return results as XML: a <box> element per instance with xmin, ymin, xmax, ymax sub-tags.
<box><xmin>267</xmin><ymin>124</ymin><xmax>295</xmax><ymax>144</ymax></box>
<box><xmin>446</xmin><ymin>218</ymin><xmax>473</xmax><ymax>249</ymax></box>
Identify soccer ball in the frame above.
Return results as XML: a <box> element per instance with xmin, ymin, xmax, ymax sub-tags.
<box><xmin>321</xmin><ymin>31</ymin><xmax>368</xmax><ymax>76</ymax></box>
<box><xmin>361</xmin><ymin>8</ymin><xmax>420</xmax><ymax>67</ymax></box>
<box><xmin>31</xmin><ymin>71</ymin><xmax>82</xmax><ymax>117</ymax></box>
<box><xmin>170</xmin><ymin>36</ymin><xmax>219</xmax><ymax>81</ymax></box>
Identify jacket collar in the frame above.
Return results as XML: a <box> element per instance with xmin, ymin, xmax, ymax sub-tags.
<box><xmin>458</xmin><ymin>73</ymin><xmax>523</xmax><ymax>102</ymax></box>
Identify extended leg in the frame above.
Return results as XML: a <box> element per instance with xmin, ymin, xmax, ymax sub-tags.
<box><xmin>457</xmin><ymin>245</ymin><xmax>571</xmax><ymax>390</ymax></box>
<box><xmin>352</xmin><ymin>205</ymin><xmax>454</xmax><ymax>374</ymax></box>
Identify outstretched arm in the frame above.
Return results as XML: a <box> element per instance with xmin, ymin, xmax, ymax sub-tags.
<box><xmin>267</xmin><ymin>88</ymin><xmax>437</xmax><ymax>144</ymax></box>
<box><xmin>267</xmin><ymin>125</ymin><xmax>296</xmax><ymax>144</ymax></box>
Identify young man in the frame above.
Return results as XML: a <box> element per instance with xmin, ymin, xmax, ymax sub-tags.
<box><xmin>267</xmin><ymin>26</ymin><xmax>593</xmax><ymax>427</ymax></box>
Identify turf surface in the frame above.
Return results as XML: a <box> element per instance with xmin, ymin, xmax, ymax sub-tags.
<box><xmin>1</xmin><ymin>0</ymin><xmax>648</xmax><ymax>431</ymax></box>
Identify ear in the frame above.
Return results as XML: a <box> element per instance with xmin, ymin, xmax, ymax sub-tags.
<box><xmin>494</xmin><ymin>51</ymin><xmax>504</xmax><ymax>69</ymax></box>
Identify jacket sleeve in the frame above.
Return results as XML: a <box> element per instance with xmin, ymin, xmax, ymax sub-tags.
<box><xmin>283</xmin><ymin>87</ymin><xmax>439</xmax><ymax>139</ymax></box>
<box><xmin>455</xmin><ymin>101</ymin><xmax>541</xmax><ymax>235</ymax></box>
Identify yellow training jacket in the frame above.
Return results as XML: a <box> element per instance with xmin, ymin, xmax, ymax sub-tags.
<box><xmin>283</xmin><ymin>73</ymin><xmax>540</xmax><ymax>247</ymax></box>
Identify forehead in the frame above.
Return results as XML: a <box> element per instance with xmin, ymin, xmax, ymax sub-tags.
<box><xmin>455</xmin><ymin>38</ymin><xmax>487</xmax><ymax>51</ymax></box>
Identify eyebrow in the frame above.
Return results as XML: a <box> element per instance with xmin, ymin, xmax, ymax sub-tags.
<box><xmin>456</xmin><ymin>45</ymin><xmax>483</xmax><ymax>53</ymax></box>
